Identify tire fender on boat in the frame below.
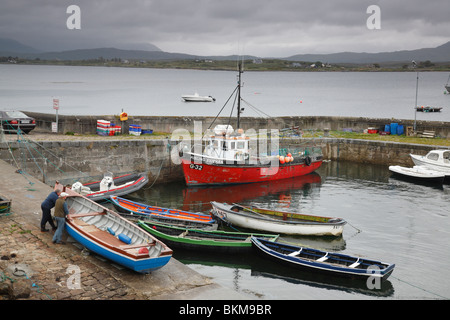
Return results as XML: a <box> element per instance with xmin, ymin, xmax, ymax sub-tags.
<box><xmin>305</xmin><ymin>156</ymin><xmax>312</xmax><ymax>166</ymax></box>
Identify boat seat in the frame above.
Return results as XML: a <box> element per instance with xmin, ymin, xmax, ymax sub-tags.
<box><xmin>120</xmin><ymin>242</ymin><xmax>156</xmax><ymax>250</ymax></box>
<box><xmin>316</xmin><ymin>253</ymin><xmax>329</xmax><ymax>262</ymax></box>
<box><xmin>349</xmin><ymin>259</ymin><xmax>361</xmax><ymax>268</ymax></box>
<box><xmin>288</xmin><ymin>249</ymin><xmax>302</xmax><ymax>257</ymax></box>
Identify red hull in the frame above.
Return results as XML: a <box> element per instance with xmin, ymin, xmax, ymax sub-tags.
<box><xmin>181</xmin><ymin>159</ymin><xmax>322</xmax><ymax>186</ymax></box>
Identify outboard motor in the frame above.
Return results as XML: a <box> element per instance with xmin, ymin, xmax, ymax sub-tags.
<box><xmin>71</xmin><ymin>181</ymin><xmax>91</xmax><ymax>195</ymax></box>
<box><xmin>99</xmin><ymin>175</ymin><xmax>114</xmax><ymax>191</ymax></box>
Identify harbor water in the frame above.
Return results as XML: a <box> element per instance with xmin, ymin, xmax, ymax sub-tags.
<box><xmin>2</xmin><ymin>64</ymin><xmax>450</xmax><ymax>300</ymax></box>
<box><xmin>126</xmin><ymin>160</ymin><xmax>450</xmax><ymax>300</ymax></box>
<box><xmin>1</xmin><ymin>64</ymin><xmax>449</xmax><ymax>121</ymax></box>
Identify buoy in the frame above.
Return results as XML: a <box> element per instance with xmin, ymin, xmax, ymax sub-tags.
<box><xmin>279</xmin><ymin>156</ymin><xmax>285</xmax><ymax>164</ymax></box>
<box><xmin>287</xmin><ymin>153</ymin><xmax>292</xmax><ymax>157</ymax></box>
<box><xmin>138</xmin><ymin>247</ymin><xmax>149</xmax><ymax>254</ymax></box>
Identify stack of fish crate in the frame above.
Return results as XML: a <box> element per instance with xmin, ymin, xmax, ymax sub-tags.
<box><xmin>129</xmin><ymin>124</ymin><xmax>142</xmax><ymax>136</ymax></box>
<box><xmin>97</xmin><ymin>120</ymin><xmax>122</xmax><ymax>136</ymax></box>
<box><xmin>97</xmin><ymin>120</ymin><xmax>111</xmax><ymax>136</ymax></box>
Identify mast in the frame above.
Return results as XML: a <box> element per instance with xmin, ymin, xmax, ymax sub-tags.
<box><xmin>237</xmin><ymin>61</ymin><xmax>243</xmax><ymax>129</ymax></box>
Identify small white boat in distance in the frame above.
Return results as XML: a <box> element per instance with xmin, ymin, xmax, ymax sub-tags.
<box><xmin>410</xmin><ymin>150</ymin><xmax>450</xmax><ymax>176</ymax></box>
<box><xmin>389</xmin><ymin>165</ymin><xmax>445</xmax><ymax>184</ymax></box>
<box><xmin>182</xmin><ymin>92</ymin><xmax>215</xmax><ymax>102</ymax></box>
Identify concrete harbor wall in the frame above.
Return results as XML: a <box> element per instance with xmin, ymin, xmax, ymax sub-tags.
<box><xmin>0</xmin><ymin>138</ymin><xmax>181</xmax><ymax>185</ymax></box>
<box><xmin>25</xmin><ymin>112</ymin><xmax>450</xmax><ymax>139</ymax></box>
<box><xmin>1</xmin><ymin>135</ymin><xmax>445</xmax><ymax>186</ymax></box>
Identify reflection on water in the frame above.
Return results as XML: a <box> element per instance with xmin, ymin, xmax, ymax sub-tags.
<box><xmin>126</xmin><ymin>160</ymin><xmax>450</xmax><ymax>299</ymax></box>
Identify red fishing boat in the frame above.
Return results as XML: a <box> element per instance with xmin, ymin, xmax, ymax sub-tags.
<box><xmin>180</xmin><ymin>63</ymin><xmax>323</xmax><ymax>186</ymax></box>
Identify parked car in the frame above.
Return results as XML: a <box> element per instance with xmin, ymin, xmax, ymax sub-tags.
<box><xmin>0</xmin><ymin>110</ymin><xmax>36</xmax><ymax>134</ymax></box>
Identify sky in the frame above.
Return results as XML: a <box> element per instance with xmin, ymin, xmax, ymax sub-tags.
<box><xmin>0</xmin><ymin>0</ymin><xmax>449</xmax><ymax>57</ymax></box>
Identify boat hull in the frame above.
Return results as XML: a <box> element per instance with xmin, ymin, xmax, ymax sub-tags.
<box><xmin>181</xmin><ymin>158</ymin><xmax>322</xmax><ymax>186</ymax></box>
<box><xmin>65</xmin><ymin>222</ymin><xmax>171</xmax><ymax>273</ymax></box>
<box><xmin>110</xmin><ymin>195</ymin><xmax>216</xmax><ymax>225</ymax></box>
<box><xmin>389</xmin><ymin>165</ymin><xmax>445</xmax><ymax>184</ymax></box>
<box><xmin>138</xmin><ymin>220</ymin><xmax>278</xmax><ymax>253</ymax></box>
<box><xmin>211</xmin><ymin>202</ymin><xmax>345</xmax><ymax>236</ymax></box>
<box><xmin>81</xmin><ymin>173</ymin><xmax>149</xmax><ymax>202</ymax></box>
<box><xmin>251</xmin><ymin>237</ymin><xmax>395</xmax><ymax>281</ymax></box>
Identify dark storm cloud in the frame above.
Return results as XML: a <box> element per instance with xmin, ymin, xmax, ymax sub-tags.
<box><xmin>0</xmin><ymin>0</ymin><xmax>448</xmax><ymax>57</ymax></box>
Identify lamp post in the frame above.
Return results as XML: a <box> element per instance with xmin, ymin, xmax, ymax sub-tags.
<box><xmin>412</xmin><ymin>60</ymin><xmax>418</xmax><ymax>133</ymax></box>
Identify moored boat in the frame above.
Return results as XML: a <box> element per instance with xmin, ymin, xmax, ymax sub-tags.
<box><xmin>138</xmin><ymin>220</ymin><xmax>279</xmax><ymax>253</ymax></box>
<box><xmin>251</xmin><ymin>237</ymin><xmax>395</xmax><ymax>281</ymax></box>
<box><xmin>110</xmin><ymin>195</ymin><xmax>216</xmax><ymax>225</ymax></box>
<box><xmin>415</xmin><ymin>106</ymin><xmax>442</xmax><ymax>112</ymax></box>
<box><xmin>182</xmin><ymin>93</ymin><xmax>215</xmax><ymax>102</ymax></box>
<box><xmin>71</xmin><ymin>172</ymin><xmax>148</xmax><ymax>202</ymax></box>
<box><xmin>210</xmin><ymin>202</ymin><xmax>346</xmax><ymax>236</ymax></box>
<box><xmin>410</xmin><ymin>149</ymin><xmax>450</xmax><ymax>176</ymax></box>
<box><xmin>56</xmin><ymin>183</ymin><xmax>172</xmax><ymax>273</ymax></box>
<box><xmin>179</xmin><ymin>63</ymin><xmax>323</xmax><ymax>186</ymax></box>
<box><xmin>389</xmin><ymin>165</ymin><xmax>445</xmax><ymax>184</ymax></box>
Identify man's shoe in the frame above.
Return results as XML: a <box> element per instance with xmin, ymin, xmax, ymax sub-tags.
<box><xmin>41</xmin><ymin>229</ymin><xmax>49</xmax><ymax>232</ymax></box>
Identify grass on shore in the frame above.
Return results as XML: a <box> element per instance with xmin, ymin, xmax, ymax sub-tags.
<box><xmin>60</xmin><ymin>129</ymin><xmax>450</xmax><ymax>147</ymax></box>
<box><xmin>301</xmin><ymin>130</ymin><xmax>450</xmax><ymax>147</ymax></box>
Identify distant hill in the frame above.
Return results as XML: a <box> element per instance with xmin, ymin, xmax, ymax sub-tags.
<box><xmin>0</xmin><ymin>38</ymin><xmax>42</xmax><ymax>54</ymax></box>
<box><xmin>284</xmin><ymin>41</ymin><xmax>450</xmax><ymax>64</ymax></box>
<box><xmin>1</xmin><ymin>37</ymin><xmax>449</xmax><ymax>64</ymax></box>
<box><xmin>20</xmin><ymin>47</ymin><xmax>196</xmax><ymax>61</ymax></box>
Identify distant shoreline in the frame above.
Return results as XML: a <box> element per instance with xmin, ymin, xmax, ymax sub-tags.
<box><xmin>2</xmin><ymin>58</ymin><xmax>450</xmax><ymax>72</ymax></box>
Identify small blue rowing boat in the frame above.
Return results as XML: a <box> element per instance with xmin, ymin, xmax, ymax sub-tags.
<box><xmin>251</xmin><ymin>237</ymin><xmax>395</xmax><ymax>281</ymax></box>
<box><xmin>57</xmin><ymin>183</ymin><xmax>173</xmax><ymax>273</ymax></box>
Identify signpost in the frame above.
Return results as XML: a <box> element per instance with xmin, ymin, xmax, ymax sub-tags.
<box><xmin>53</xmin><ymin>98</ymin><xmax>59</xmax><ymax>133</ymax></box>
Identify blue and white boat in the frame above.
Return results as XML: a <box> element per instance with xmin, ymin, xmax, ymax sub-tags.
<box><xmin>58</xmin><ymin>184</ymin><xmax>173</xmax><ymax>273</ymax></box>
<box><xmin>251</xmin><ymin>237</ymin><xmax>395</xmax><ymax>281</ymax></box>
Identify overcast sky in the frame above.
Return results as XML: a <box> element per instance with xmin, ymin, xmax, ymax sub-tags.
<box><xmin>1</xmin><ymin>0</ymin><xmax>449</xmax><ymax>57</ymax></box>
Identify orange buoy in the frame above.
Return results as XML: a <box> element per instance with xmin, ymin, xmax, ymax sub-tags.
<box><xmin>279</xmin><ymin>156</ymin><xmax>285</xmax><ymax>164</ymax></box>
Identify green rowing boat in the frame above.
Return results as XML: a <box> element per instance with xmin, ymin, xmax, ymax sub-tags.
<box><xmin>138</xmin><ymin>220</ymin><xmax>279</xmax><ymax>253</ymax></box>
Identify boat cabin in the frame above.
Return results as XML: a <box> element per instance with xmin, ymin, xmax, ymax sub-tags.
<box><xmin>203</xmin><ymin>125</ymin><xmax>250</xmax><ymax>162</ymax></box>
<box><xmin>426</xmin><ymin>150</ymin><xmax>450</xmax><ymax>164</ymax></box>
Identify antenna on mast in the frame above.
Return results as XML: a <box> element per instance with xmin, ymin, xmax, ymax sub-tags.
<box><xmin>237</xmin><ymin>61</ymin><xmax>243</xmax><ymax>129</ymax></box>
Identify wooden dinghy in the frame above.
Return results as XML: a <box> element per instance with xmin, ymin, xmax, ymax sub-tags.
<box><xmin>57</xmin><ymin>184</ymin><xmax>173</xmax><ymax>273</ymax></box>
<box><xmin>138</xmin><ymin>220</ymin><xmax>279</xmax><ymax>253</ymax></box>
<box><xmin>210</xmin><ymin>202</ymin><xmax>346</xmax><ymax>236</ymax></box>
<box><xmin>251</xmin><ymin>237</ymin><xmax>395</xmax><ymax>281</ymax></box>
<box><xmin>71</xmin><ymin>172</ymin><xmax>148</xmax><ymax>202</ymax></box>
<box><xmin>110</xmin><ymin>195</ymin><xmax>216</xmax><ymax>225</ymax></box>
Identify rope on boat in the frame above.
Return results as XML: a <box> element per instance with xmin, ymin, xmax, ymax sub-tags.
<box><xmin>391</xmin><ymin>275</ymin><xmax>449</xmax><ymax>300</ymax></box>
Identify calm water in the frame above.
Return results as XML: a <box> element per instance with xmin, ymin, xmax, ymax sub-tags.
<box><xmin>126</xmin><ymin>161</ymin><xmax>450</xmax><ymax>300</ymax></box>
<box><xmin>1</xmin><ymin>64</ymin><xmax>449</xmax><ymax>122</ymax></box>
<box><xmin>3</xmin><ymin>64</ymin><xmax>450</xmax><ymax>299</ymax></box>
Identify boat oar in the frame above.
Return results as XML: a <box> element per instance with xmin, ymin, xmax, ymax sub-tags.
<box><xmin>233</xmin><ymin>203</ymin><xmax>279</xmax><ymax>221</ymax></box>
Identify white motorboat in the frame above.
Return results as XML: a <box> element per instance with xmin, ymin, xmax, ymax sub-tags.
<box><xmin>410</xmin><ymin>150</ymin><xmax>450</xmax><ymax>176</ymax></box>
<box><xmin>182</xmin><ymin>92</ymin><xmax>215</xmax><ymax>102</ymax></box>
<box><xmin>389</xmin><ymin>165</ymin><xmax>445</xmax><ymax>184</ymax></box>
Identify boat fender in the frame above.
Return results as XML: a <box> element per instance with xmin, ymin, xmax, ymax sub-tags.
<box><xmin>138</xmin><ymin>247</ymin><xmax>149</xmax><ymax>254</ymax></box>
<box><xmin>305</xmin><ymin>156</ymin><xmax>312</xmax><ymax>166</ymax></box>
<box><xmin>107</xmin><ymin>227</ymin><xmax>115</xmax><ymax>236</ymax></box>
<box><xmin>118</xmin><ymin>233</ymin><xmax>132</xmax><ymax>244</ymax></box>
